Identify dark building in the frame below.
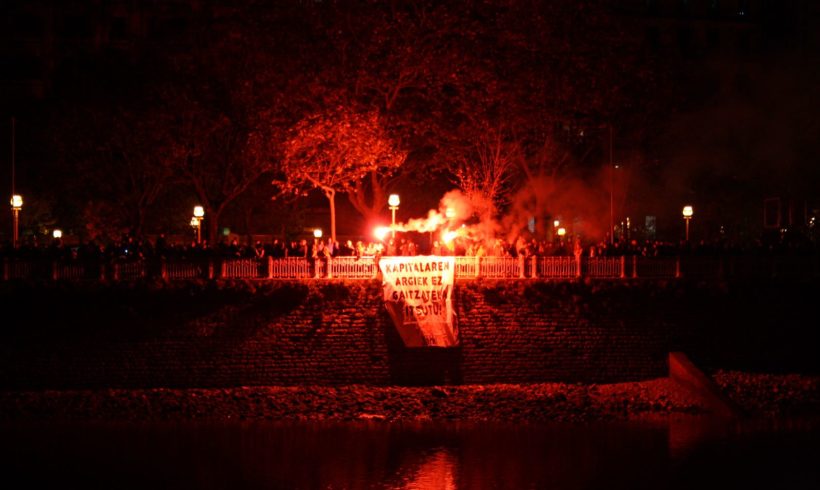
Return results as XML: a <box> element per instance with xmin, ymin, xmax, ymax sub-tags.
<box><xmin>614</xmin><ymin>0</ymin><xmax>820</xmax><ymax>240</ymax></box>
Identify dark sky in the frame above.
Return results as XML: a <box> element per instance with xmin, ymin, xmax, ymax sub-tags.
<box><xmin>1</xmin><ymin>0</ymin><xmax>818</xmax><ymax>242</ymax></box>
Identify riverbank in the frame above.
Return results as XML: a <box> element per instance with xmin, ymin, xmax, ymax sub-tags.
<box><xmin>1</xmin><ymin>372</ymin><xmax>817</xmax><ymax>423</ymax></box>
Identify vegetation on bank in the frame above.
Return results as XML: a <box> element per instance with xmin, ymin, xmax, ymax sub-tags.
<box><xmin>1</xmin><ymin>373</ymin><xmax>817</xmax><ymax>423</ymax></box>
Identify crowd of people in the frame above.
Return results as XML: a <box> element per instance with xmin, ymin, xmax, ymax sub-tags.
<box><xmin>1</xmin><ymin>227</ymin><xmax>817</xmax><ymax>263</ymax></box>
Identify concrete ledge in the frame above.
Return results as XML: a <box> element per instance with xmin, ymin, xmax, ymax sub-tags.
<box><xmin>669</xmin><ymin>352</ymin><xmax>743</xmax><ymax>419</ymax></box>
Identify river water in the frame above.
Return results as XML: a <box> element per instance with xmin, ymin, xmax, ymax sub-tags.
<box><xmin>1</xmin><ymin>417</ymin><xmax>817</xmax><ymax>489</ymax></box>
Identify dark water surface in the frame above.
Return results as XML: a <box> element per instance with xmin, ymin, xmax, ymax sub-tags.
<box><xmin>1</xmin><ymin>417</ymin><xmax>817</xmax><ymax>489</ymax></box>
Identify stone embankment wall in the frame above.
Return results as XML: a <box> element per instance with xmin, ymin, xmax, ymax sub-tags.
<box><xmin>0</xmin><ymin>279</ymin><xmax>816</xmax><ymax>389</ymax></box>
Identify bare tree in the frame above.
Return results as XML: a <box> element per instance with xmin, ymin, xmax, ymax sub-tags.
<box><xmin>452</xmin><ymin>126</ymin><xmax>520</xmax><ymax>221</ymax></box>
<box><xmin>53</xmin><ymin>104</ymin><xmax>174</xmax><ymax>238</ymax></box>
<box><xmin>163</xmin><ymin>93</ymin><xmax>276</xmax><ymax>244</ymax></box>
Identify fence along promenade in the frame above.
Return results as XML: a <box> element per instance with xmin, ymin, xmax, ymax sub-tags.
<box><xmin>2</xmin><ymin>255</ymin><xmax>819</xmax><ymax>282</ymax></box>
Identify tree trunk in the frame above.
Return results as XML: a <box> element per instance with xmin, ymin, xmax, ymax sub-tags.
<box><xmin>243</xmin><ymin>207</ymin><xmax>254</xmax><ymax>246</ymax></box>
<box><xmin>207</xmin><ymin>209</ymin><xmax>221</xmax><ymax>245</ymax></box>
<box><xmin>347</xmin><ymin>170</ymin><xmax>388</xmax><ymax>224</ymax></box>
<box><xmin>134</xmin><ymin>207</ymin><xmax>146</xmax><ymax>238</ymax></box>
<box><xmin>325</xmin><ymin>188</ymin><xmax>337</xmax><ymax>242</ymax></box>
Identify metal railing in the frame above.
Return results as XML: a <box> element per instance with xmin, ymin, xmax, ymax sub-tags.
<box><xmin>221</xmin><ymin>258</ymin><xmax>265</xmax><ymax>279</ymax></box>
<box><xmin>2</xmin><ymin>255</ymin><xmax>819</xmax><ymax>282</ymax></box>
<box><xmin>266</xmin><ymin>257</ymin><xmax>312</xmax><ymax>279</ymax></box>
<box><xmin>165</xmin><ymin>260</ymin><xmax>209</xmax><ymax>280</ymax></box>
<box><xmin>583</xmin><ymin>257</ymin><xmax>624</xmax><ymax>278</ymax></box>
<box><xmin>536</xmin><ymin>256</ymin><xmax>578</xmax><ymax>279</ymax></box>
<box><xmin>329</xmin><ymin>256</ymin><xmax>379</xmax><ymax>279</ymax></box>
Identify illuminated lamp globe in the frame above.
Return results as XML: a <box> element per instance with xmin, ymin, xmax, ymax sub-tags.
<box><xmin>53</xmin><ymin>229</ymin><xmax>62</xmax><ymax>239</ymax></box>
<box><xmin>313</xmin><ymin>228</ymin><xmax>323</xmax><ymax>239</ymax></box>
<box><xmin>553</xmin><ymin>220</ymin><xmax>560</xmax><ymax>228</ymax></box>
<box><xmin>388</xmin><ymin>194</ymin><xmax>400</xmax><ymax>208</ymax></box>
<box><xmin>190</xmin><ymin>217</ymin><xmax>199</xmax><ymax>227</ymax></box>
<box><xmin>557</xmin><ymin>227</ymin><xmax>566</xmax><ymax>237</ymax></box>
<box><xmin>193</xmin><ymin>205</ymin><xmax>205</xmax><ymax>218</ymax></box>
<box><xmin>11</xmin><ymin>194</ymin><xmax>23</xmax><ymax>209</ymax></box>
<box><xmin>682</xmin><ymin>205</ymin><xmax>693</xmax><ymax>218</ymax></box>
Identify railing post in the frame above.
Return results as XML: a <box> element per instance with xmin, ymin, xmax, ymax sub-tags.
<box><xmin>675</xmin><ymin>257</ymin><xmax>681</xmax><ymax>278</ymax></box>
<box><xmin>518</xmin><ymin>255</ymin><xmax>525</xmax><ymax>279</ymax></box>
<box><xmin>208</xmin><ymin>259</ymin><xmax>215</xmax><ymax>280</ymax></box>
<box><xmin>112</xmin><ymin>263</ymin><xmax>120</xmax><ymax>281</ymax></box>
<box><xmin>631</xmin><ymin>255</ymin><xmax>637</xmax><ymax>278</ymax></box>
<box><xmin>267</xmin><ymin>256</ymin><xmax>274</xmax><ymax>279</ymax></box>
<box><xmin>620</xmin><ymin>256</ymin><xmax>626</xmax><ymax>278</ymax></box>
<box><xmin>531</xmin><ymin>256</ymin><xmax>538</xmax><ymax>279</ymax></box>
<box><xmin>475</xmin><ymin>256</ymin><xmax>480</xmax><ymax>278</ymax></box>
<box><xmin>160</xmin><ymin>258</ymin><xmax>168</xmax><ymax>281</ymax></box>
<box><xmin>327</xmin><ymin>257</ymin><xmax>333</xmax><ymax>279</ymax></box>
<box><xmin>576</xmin><ymin>256</ymin><xmax>582</xmax><ymax>278</ymax></box>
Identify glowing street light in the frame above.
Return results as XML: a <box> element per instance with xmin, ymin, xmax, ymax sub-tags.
<box><xmin>557</xmin><ymin>227</ymin><xmax>566</xmax><ymax>238</ymax></box>
<box><xmin>191</xmin><ymin>205</ymin><xmax>205</xmax><ymax>244</ymax></box>
<box><xmin>553</xmin><ymin>219</ymin><xmax>560</xmax><ymax>228</ymax></box>
<box><xmin>682</xmin><ymin>205</ymin><xmax>693</xmax><ymax>241</ymax></box>
<box><xmin>313</xmin><ymin>228</ymin><xmax>323</xmax><ymax>239</ymax></box>
<box><xmin>388</xmin><ymin>193</ymin><xmax>400</xmax><ymax>238</ymax></box>
<box><xmin>52</xmin><ymin>229</ymin><xmax>62</xmax><ymax>239</ymax></box>
<box><xmin>10</xmin><ymin>194</ymin><xmax>22</xmax><ymax>248</ymax></box>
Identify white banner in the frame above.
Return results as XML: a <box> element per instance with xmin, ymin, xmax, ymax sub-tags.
<box><xmin>379</xmin><ymin>256</ymin><xmax>458</xmax><ymax>347</ymax></box>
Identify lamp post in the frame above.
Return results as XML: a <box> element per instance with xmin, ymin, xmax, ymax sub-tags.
<box><xmin>388</xmin><ymin>193</ymin><xmax>400</xmax><ymax>238</ymax></box>
<box><xmin>608</xmin><ymin>125</ymin><xmax>614</xmax><ymax>245</ymax></box>
<box><xmin>192</xmin><ymin>205</ymin><xmax>204</xmax><ymax>244</ymax></box>
<box><xmin>189</xmin><ymin>217</ymin><xmax>200</xmax><ymax>242</ymax></box>
<box><xmin>682</xmin><ymin>205</ymin><xmax>693</xmax><ymax>241</ymax></box>
<box><xmin>10</xmin><ymin>194</ymin><xmax>22</xmax><ymax>248</ymax></box>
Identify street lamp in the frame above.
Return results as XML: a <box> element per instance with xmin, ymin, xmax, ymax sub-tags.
<box><xmin>189</xmin><ymin>217</ymin><xmax>200</xmax><ymax>242</ymax></box>
<box><xmin>192</xmin><ymin>205</ymin><xmax>204</xmax><ymax>244</ymax></box>
<box><xmin>388</xmin><ymin>194</ymin><xmax>400</xmax><ymax>238</ymax></box>
<box><xmin>682</xmin><ymin>205</ymin><xmax>693</xmax><ymax>241</ymax></box>
<box><xmin>557</xmin><ymin>227</ymin><xmax>566</xmax><ymax>238</ymax></box>
<box><xmin>52</xmin><ymin>229</ymin><xmax>62</xmax><ymax>239</ymax></box>
<box><xmin>313</xmin><ymin>228</ymin><xmax>323</xmax><ymax>239</ymax></box>
<box><xmin>10</xmin><ymin>194</ymin><xmax>22</xmax><ymax>248</ymax></box>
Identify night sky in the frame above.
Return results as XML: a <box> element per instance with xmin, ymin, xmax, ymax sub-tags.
<box><xmin>1</xmin><ymin>0</ymin><xmax>818</xmax><ymax>244</ymax></box>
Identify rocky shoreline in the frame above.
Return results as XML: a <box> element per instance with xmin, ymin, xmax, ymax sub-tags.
<box><xmin>1</xmin><ymin>372</ymin><xmax>817</xmax><ymax>424</ymax></box>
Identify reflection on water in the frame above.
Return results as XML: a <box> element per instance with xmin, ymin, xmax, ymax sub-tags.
<box><xmin>401</xmin><ymin>448</ymin><xmax>457</xmax><ymax>490</ymax></box>
<box><xmin>0</xmin><ymin>417</ymin><xmax>817</xmax><ymax>489</ymax></box>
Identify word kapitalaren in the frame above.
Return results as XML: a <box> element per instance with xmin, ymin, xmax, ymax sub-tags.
<box><xmin>383</xmin><ymin>261</ymin><xmax>451</xmax><ymax>274</ymax></box>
